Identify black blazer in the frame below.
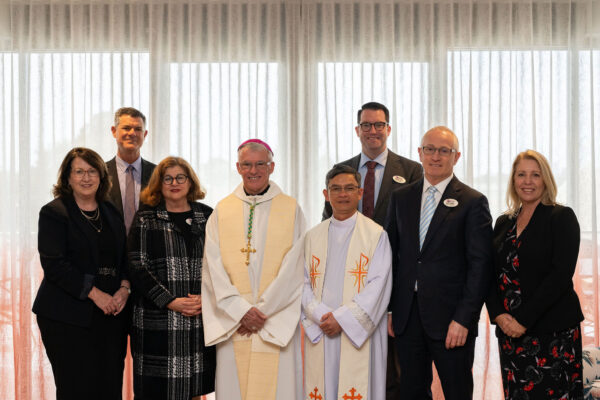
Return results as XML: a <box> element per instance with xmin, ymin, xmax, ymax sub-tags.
<box><xmin>32</xmin><ymin>196</ymin><xmax>128</xmax><ymax>328</ymax></box>
<box><xmin>105</xmin><ymin>157</ymin><xmax>156</xmax><ymax>217</ymax></box>
<box><xmin>385</xmin><ymin>176</ymin><xmax>494</xmax><ymax>340</ymax></box>
<box><xmin>486</xmin><ymin>203</ymin><xmax>584</xmax><ymax>334</ymax></box>
<box><xmin>322</xmin><ymin>149</ymin><xmax>422</xmax><ymax>225</ymax></box>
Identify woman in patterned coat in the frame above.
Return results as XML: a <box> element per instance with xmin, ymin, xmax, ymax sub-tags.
<box><xmin>128</xmin><ymin>156</ymin><xmax>215</xmax><ymax>400</ymax></box>
<box><xmin>487</xmin><ymin>150</ymin><xmax>584</xmax><ymax>400</ymax></box>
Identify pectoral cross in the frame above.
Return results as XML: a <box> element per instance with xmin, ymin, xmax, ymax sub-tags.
<box><xmin>241</xmin><ymin>238</ymin><xmax>256</xmax><ymax>266</ymax></box>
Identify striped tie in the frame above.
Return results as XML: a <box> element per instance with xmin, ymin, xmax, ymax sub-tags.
<box><xmin>419</xmin><ymin>186</ymin><xmax>438</xmax><ymax>249</ymax></box>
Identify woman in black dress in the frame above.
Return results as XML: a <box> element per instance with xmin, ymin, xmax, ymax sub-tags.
<box><xmin>33</xmin><ymin>147</ymin><xmax>130</xmax><ymax>399</ymax></box>
<box><xmin>128</xmin><ymin>156</ymin><xmax>215</xmax><ymax>400</ymax></box>
<box><xmin>487</xmin><ymin>150</ymin><xmax>584</xmax><ymax>400</ymax></box>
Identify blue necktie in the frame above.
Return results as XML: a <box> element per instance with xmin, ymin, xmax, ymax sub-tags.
<box><xmin>419</xmin><ymin>186</ymin><xmax>438</xmax><ymax>249</ymax></box>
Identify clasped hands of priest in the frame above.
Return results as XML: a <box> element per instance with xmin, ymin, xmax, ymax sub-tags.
<box><xmin>237</xmin><ymin>307</ymin><xmax>268</xmax><ymax>337</ymax></box>
<box><xmin>319</xmin><ymin>312</ymin><xmax>342</xmax><ymax>337</ymax></box>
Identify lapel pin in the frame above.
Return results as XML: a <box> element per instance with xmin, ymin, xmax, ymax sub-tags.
<box><xmin>444</xmin><ymin>198</ymin><xmax>458</xmax><ymax>207</ymax></box>
<box><xmin>393</xmin><ymin>175</ymin><xmax>406</xmax><ymax>184</ymax></box>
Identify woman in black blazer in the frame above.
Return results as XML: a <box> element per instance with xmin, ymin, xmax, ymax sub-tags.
<box><xmin>487</xmin><ymin>150</ymin><xmax>584</xmax><ymax>399</ymax></box>
<box><xmin>33</xmin><ymin>147</ymin><xmax>131</xmax><ymax>400</ymax></box>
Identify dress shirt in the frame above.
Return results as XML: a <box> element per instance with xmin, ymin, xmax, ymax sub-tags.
<box><xmin>420</xmin><ymin>174</ymin><xmax>454</xmax><ymax>211</ymax></box>
<box><xmin>357</xmin><ymin>149</ymin><xmax>388</xmax><ymax>213</ymax></box>
<box><xmin>115</xmin><ymin>155</ymin><xmax>142</xmax><ymax>211</ymax></box>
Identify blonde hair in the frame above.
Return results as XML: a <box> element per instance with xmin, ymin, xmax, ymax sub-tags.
<box><xmin>506</xmin><ymin>149</ymin><xmax>557</xmax><ymax>216</ymax></box>
<box><xmin>141</xmin><ymin>156</ymin><xmax>206</xmax><ymax>207</ymax></box>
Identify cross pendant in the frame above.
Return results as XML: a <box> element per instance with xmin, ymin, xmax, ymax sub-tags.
<box><xmin>240</xmin><ymin>239</ymin><xmax>256</xmax><ymax>266</ymax></box>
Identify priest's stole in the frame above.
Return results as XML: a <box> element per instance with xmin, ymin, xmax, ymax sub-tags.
<box><xmin>304</xmin><ymin>213</ymin><xmax>382</xmax><ymax>400</ymax></box>
<box><xmin>217</xmin><ymin>193</ymin><xmax>296</xmax><ymax>400</ymax></box>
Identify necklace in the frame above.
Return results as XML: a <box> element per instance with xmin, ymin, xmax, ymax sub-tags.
<box><xmin>240</xmin><ymin>201</ymin><xmax>256</xmax><ymax>266</ymax></box>
<box><xmin>79</xmin><ymin>207</ymin><xmax>102</xmax><ymax>232</ymax></box>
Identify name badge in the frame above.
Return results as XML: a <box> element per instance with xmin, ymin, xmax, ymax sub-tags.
<box><xmin>444</xmin><ymin>198</ymin><xmax>458</xmax><ymax>207</ymax></box>
<box><xmin>393</xmin><ymin>175</ymin><xmax>406</xmax><ymax>184</ymax></box>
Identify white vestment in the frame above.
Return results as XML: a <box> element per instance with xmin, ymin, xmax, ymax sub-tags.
<box><xmin>202</xmin><ymin>182</ymin><xmax>305</xmax><ymax>400</ymax></box>
<box><xmin>302</xmin><ymin>212</ymin><xmax>392</xmax><ymax>400</ymax></box>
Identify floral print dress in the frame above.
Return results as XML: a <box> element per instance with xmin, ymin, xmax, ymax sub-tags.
<box><xmin>497</xmin><ymin>218</ymin><xmax>583</xmax><ymax>400</ymax></box>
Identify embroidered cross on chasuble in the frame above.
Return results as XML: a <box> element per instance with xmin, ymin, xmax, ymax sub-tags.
<box><xmin>216</xmin><ymin>193</ymin><xmax>296</xmax><ymax>400</ymax></box>
<box><xmin>304</xmin><ymin>213</ymin><xmax>383</xmax><ymax>400</ymax></box>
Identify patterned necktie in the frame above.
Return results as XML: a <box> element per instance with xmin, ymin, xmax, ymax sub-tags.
<box><xmin>419</xmin><ymin>186</ymin><xmax>438</xmax><ymax>249</ymax></box>
<box><xmin>124</xmin><ymin>165</ymin><xmax>136</xmax><ymax>234</ymax></box>
<box><xmin>362</xmin><ymin>161</ymin><xmax>378</xmax><ymax>219</ymax></box>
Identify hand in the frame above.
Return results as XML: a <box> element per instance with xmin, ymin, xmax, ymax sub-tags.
<box><xmin>237</xmin><ymin>325</ymin><xmax>253</xmax><ymax>337</ymax></box>
<box><xmin>111</xmin><ymin>286</ymin><xmax>130</xmax><ymax>315</ymax></box>
<box><xmin>167</xmin><ymin>295</ymin><xmax>202</xmax><ymax>317</ymax></box>
<box><xmin>240</xmin><ymin>307</ymin><xmax>268</xmax><ymax>333</ymax></box>
<box><xmin>319</xmin><ymin>312</ymin><xmax>342</xmax><ymax>337</ymax></box>
<box><xmin>88</xmin><ymin>286</ymin><xmax>119</xmax><ymax>315</ymax></box>
<box><xmin>497</xmin><ymin>314</ymin><xmax>526</xmax><ymax>338</ymax></box>
<box><xmin>445</xmin><ymin>320</ymin><xmax>468</xmax><ymax>349</ymax></box>
<box><xmin>387</xmin><ymin>314</ymin><xmax>395</xmax><ymax>337</ymax></box>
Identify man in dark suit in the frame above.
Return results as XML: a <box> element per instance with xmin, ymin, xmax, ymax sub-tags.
<box><xmin>385</xmin><ymin>126</ymin><xmax>493</xmax><ymax>400</ymax></box>
<box><xmin>322</xmin><ymin>102</ymin><xmax>422</xmax><ymax>399</ymax></box>
<box><xmin>106</xmin><ymin>107</ymin><xmax>156</xmax><ymax>234</ymax></box>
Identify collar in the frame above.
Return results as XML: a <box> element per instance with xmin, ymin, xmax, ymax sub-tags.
<box><xmin>330</xmin><ymin>211</ymin><xmax>358</xmax><ymax>228</ymax></box>
<box><xmin>233</xmin><ymin>180</ymin><xmax>282</xmax><ymax>205</ymax></box>
<box><xmin>423</xmin><ymin>174</ymin><xmax>453</xmax><ymax>196</ymax></box>
<box><xmin>116</xmin><ymin>154</ymin><xmax>142</xmax><ymax>173</ymax></box>
<box><xmin>359</xmin><ymin>148</ymin><xmax>388</xmax><ymax>169</ymax></box>
<box><xmin>244</xmin><ymin>184</ymin><xmax>270</xmax><ymax>196</ymax></box>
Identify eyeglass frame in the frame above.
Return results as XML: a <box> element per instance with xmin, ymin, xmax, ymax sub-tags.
<box><xmin>327</xmin><ymin>185</ymin><xmax>361</xmax><ymax>195</ymax></box>
<box><xmin>71</xmin><ymin>168</ymin><xmax>100</xmax><ymax>179</ymax></box>
<box><xmin>162</xmin><ymin>174</ymin><xmax>189</xmax><ymax>185</ymax></box>
<box><xmin>238</xmin><ymin>161</ymin><xmax>273</xmax><ymax>171</ymax></box>
<box><xmin>357</xmin><ymin>122</ymin><xmax>388</xmax><ymax>132</ymax></box>
<box><xmin>420</xmin><ymin>145</ymin><xmax>457</xmax><ymax>157</ymax></box>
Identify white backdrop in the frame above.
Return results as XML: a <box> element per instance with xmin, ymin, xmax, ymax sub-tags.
<box><xmin>0</xmin><ymin>1</ymin><xmax>598</xmax><ymax>399</ymax></box>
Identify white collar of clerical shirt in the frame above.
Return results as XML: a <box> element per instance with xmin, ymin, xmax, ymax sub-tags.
<box><xmin>233</xmin><ymin>180</ymin><xmax>282</xmax><ymax>205</ymax></box>
<box><xmin>330</xmin><ymin>211</ymin><xmax>358</xmax><ymax>228</ymax></box>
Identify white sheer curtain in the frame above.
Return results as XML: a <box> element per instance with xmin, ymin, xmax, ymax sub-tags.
<box><xmin>0</xmin><ymin>1</ymin><xmax>598</xmax><ymax>399</ymax></box>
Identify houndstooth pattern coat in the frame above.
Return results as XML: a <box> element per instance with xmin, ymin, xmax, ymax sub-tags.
<box><xmin>128</xmin><ymin>201</ymin><xmax>216</xmax><ymax>400</ymax></box>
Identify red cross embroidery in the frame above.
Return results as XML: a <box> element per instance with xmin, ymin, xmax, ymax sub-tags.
<box><xmin>309</xmin><ymin>387</ymin><xmax>322</xmax><ymax>400</ymax></box>
<box><xmin>310</xmin><ymin>255</ymin><xmax>321</xmax><ymax>289</ymax></box>
<box><xmin>342</xmin><ymin>387</ymin><xmax>363</xmax><ymax>400</ymax></box>
<box><xmin>349</xmin><ymin>253</ymin><xmax>369</xmax><ymax>293</ymax></box>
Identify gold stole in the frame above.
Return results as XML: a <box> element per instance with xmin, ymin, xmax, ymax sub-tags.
<box><xmin>217</xmin><ymin>193</ymin><xmax>297</xmax><ymax>400</ymax></box>
<box><xmin>304</xmin><ymin>213</ymin><xmax>382</xmax><ymax>400</ymax></box>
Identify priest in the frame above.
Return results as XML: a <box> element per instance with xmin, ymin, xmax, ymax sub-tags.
<box><xmin>202</xmin><ymin>139</ymin><xmax>305</xmax><ymax>400</ymax></box>
<box><xmin>302</xmin><ymin>164</ymin><xmax>392</xmax><ymax>400</ymax></box>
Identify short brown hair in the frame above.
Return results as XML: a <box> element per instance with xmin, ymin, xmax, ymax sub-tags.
<box><xmin>52</xmin><ymin>147</ymin><xmax>111</xmax><ymax>201</ymax></box>
<box><xmin>114</xmin><ymin>107</ymin><xmax>146</xmax><ymax>128</ymax></box>
<box><xmin>506</xmin><ymin>149</ymin><xmax>557</xmax><ymax>216</ymax></box>
<box><xmin>141</xmin><ymin>156</ymin><xmax>206</xmax><ymax>207</ymax></box>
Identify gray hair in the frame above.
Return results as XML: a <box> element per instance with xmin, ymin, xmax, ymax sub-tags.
<box><xmin>113</xmin><ymin>107</ymin><xmax>146</xmax><ymax>128</ymax></box>
<box><xmin>237</xmin><ymin>141</ymin><xmax>274</xmax><ymax>162</ymax></box>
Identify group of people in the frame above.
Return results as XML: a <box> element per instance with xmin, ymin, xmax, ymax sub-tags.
<box><xmin>32</xmin><ymin>103</ymin><xmax>584</xmax><ymax>400</ymax></box>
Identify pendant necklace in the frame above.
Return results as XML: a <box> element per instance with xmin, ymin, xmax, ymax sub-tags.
<box><xmin>240</xmin><ymin>200</ymin><xmax>257</xmax><ymax>266</ymax></box>
<box><xmin>79</xmin><ymin>207</ymin><xmax>102</xmax><ymax>233</ymax></box>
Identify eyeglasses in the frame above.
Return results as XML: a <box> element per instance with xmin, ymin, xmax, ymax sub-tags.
<box><xmin>239</xmin><ymin>161</ymin><xmax>272</xmax><ymax>171</ymax></box>
<box><xmin>71</xmin><ymin>168</ymin><xmax>99</xmax><ymax>178</ymax></box>
<box><xmin>163</xmin><ymin>174</ymin><xmax>188</xmax><ymax>185</ymax></box>
<box><xmin>421</xmin><ymin>146</ymin><xmax>457</xmax><ymax>157</ymax></box>
<box><xmin>358</xmin><ymin>122</ymin><xmax>388</xmax><ymax>132</ymax></box>
<box><xmin>328</xmin><ymin>185</ymin><xmax>360</xmax><ymax>195</ymax></box>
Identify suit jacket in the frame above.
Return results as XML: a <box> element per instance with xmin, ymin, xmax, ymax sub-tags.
<box><xmin>486</xmin><ymin>203</ymin><xmax>584</xmax><ymax>335</ymax></box>
<box><xmin>32</xmin><ymin>196</ymin><xmax>128</xmax><ymax>328</ymax></box>
<box><xmin>385</xmin><ymin>176</ymin><xmax>493</xmax><ymax>340</ymax></box>
<box><xmin>106</xmin><ymin>157</ymin><xmax>156</xmax><ymax>217</ymax></box>
<box><xmin>322</xmin><ymin>149</ymin><xmax>422</xmax><ymax>226</ymax></box>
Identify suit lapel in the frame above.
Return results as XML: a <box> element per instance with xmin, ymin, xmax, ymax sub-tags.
<box><xmin>420</xmin><ymin>176</ymin><xmax>462</xmax><ymax>254</ymax></box>
<box><xmin>100</xmin><ymin>202</ymin><xmax>125</xmax><ymax>267</ymax></box>
<box><xmin>141</xmin><ymin>158</ymin><xmax>153</xmax><ymax>188</ymax></box>
<box><xmin>407</xmin><ymin>180</ymin><xmax>424</xmax><ymax>252</ymax></box>
<box><xmin>107</xmin><ymin>157</ymin><xmax>123</xmax><ymax>216</ymax></box>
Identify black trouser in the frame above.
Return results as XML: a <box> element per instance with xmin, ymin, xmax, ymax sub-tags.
<box><xmin>37</xmin><ymin>307</ymin><xmax>129</xmax><ymax>400</ymax></box>
<box><xmin>395</xmin><ymin>295</ymin><xmax>475</xmax><ymax>400</ymax></box>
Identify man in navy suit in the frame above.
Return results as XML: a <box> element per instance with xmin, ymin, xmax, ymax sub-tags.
<box><xmin>322</xmin><ymin>102</ymin><xmax>422</xmax><ymax>399</ymax></box>
<box><xmin>385</xmin><ymin>126</ymin><xmax>493</xmax><ymax>400</ymax></box>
